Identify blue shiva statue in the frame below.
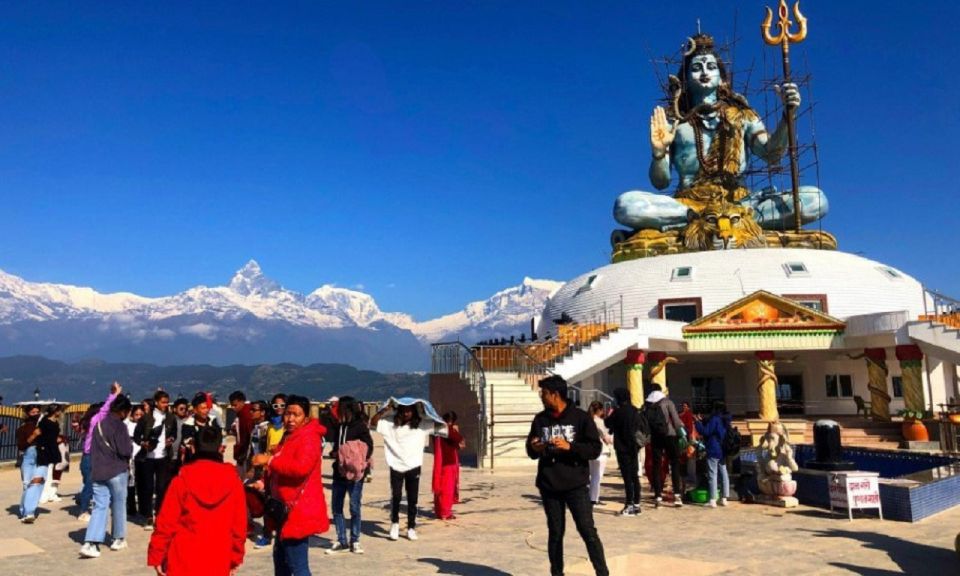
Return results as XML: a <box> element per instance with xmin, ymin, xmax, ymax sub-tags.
<box><xmin>613</xmin><ymin>33</ymin><xmax>827</xmax><ymax>233</ymax></box>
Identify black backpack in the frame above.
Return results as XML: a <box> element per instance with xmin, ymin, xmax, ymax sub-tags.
<box><xmin>722</xmin><ymin>422</ymin><xmax>742</xmax><ymax>457</ymax></box>
<box><xmin>644</xmin><ymin>400</ymin><xmax>670</xmax><ymax>437</ymax></box>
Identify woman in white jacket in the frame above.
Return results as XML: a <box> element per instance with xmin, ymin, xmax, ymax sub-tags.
<box><xmin>588</xmin><ymin>401</ymin><xmax>613</xmax><ymax>506</ymax></box>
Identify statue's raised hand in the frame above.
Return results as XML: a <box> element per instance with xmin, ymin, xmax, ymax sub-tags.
<box><xmin>650</xmin><ymin>106</ymin><xmax>676</xmax><ymax>156</ymax></box>
<box><xmin>775</xmin><ymin>82</ymin><xmax>801</xmax><ymax>110</ymax></box>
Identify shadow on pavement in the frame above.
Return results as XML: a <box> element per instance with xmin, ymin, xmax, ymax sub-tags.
<box><xmin>419</xmin><ymin>557</ymin><xmax>512</xmax><ymax>575</ymax></box>
<box><xmin>810</xmin><ymin>528</ymin><xmax>956</xmax><ymax>574</ymax></box>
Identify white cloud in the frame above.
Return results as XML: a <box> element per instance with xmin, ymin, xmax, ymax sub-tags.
<box><xmin>353</xmin><ymin>283</ymin><xmax>366</xmax><ymax>290</ymax></box>
<box><xmin>179</xmin><ymin>323</ymin><xmax>219</xmax><ymax>340</ymax></box>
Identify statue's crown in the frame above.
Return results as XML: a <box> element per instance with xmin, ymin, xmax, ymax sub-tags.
<box><xmin>686</xmin><ymin>33</ymin><xmax>715</xmax><ymax>55</ymax></box>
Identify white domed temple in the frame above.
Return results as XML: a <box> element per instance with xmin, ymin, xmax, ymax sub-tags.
<box><xmin>429</xmin><ymin>25</ymin><xmax>960</xmax><ymax>472</ymax></box>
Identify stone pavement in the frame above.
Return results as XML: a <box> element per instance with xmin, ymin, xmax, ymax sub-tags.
<box><xmin>1</xmin><ymin>444</ymin><xmax>958</xmax><ymax>575</ymax></box>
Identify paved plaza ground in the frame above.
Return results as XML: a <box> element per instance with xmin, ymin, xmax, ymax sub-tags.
<box><xmin>1</xmin><ymin>443</ymin><xmax>958</xmax><ymax>575</ymax></box>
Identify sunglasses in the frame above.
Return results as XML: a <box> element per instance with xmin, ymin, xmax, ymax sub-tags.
<box><xmin>272</xmin><ymin>403</ymin><xmax>286</xmax><ymax>410</ymax></box>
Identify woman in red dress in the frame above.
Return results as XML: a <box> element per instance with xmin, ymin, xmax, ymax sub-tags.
<box><xmin>432</xmin><ymin>411</ymin><xmax>464</xmax><ymax>520</ymax></box>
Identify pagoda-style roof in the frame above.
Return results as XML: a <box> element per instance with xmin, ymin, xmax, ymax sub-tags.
<box><xmin>684</xmin><ymin>290</ymin><xmax>845</xmax><ymax>334</ymax></box>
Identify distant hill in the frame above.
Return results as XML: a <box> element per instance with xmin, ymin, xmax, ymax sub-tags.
<box><xmin>0</xmin><ymin>355</ymin><xmax>427</xmax><ymax>404</ymax></box>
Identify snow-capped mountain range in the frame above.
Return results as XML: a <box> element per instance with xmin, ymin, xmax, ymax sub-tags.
<box><xmin>0</xmin><ymin>261</ymin><xmax>562</xmax><ymax>372</ymax></box>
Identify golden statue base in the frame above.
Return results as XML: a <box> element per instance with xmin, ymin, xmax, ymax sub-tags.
<box><xmin>611</xmin><ymin>229</ymin><xmax>838</xmax><ymax>263</ymax></box>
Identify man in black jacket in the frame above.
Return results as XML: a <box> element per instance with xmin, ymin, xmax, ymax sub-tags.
<box><xmin>133</xmin><ymin>390</ymin><xmax>179</xmax><ymax>528</ymax></box>
<box><xmin>527</xmin><ymin>375</ymin><xmax>609</xmax><ymax>576</ymax></box>
<box><xmin>605</xmin><ymin>387</ymin><xmax>643</xmax><ymax>516</ymax></box>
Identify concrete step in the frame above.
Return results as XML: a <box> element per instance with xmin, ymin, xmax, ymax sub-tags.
<box><xmin>491</xmin><ymin>422</ymin><xmax>531</xmax><ymax>436</ymax></box>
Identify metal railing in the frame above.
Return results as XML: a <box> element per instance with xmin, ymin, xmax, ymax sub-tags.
<box><xmin>473</xmin><ymin>323</ymin><xmax>620</xmax><ymax>373</ymax></box>
<box><xmin>431</xmin><ymin>341</ymin><xmax>490</xmax><ymax>469</ymax></box>
<box><xmin>0</xmin><ymin>403</ymin><xmax>91</xmax><ymax>463</ymax></box>
<box><xmin>922</xmin><ymin>288</ymin><xmax>960</xmax><ymax>329</ymax></box>
<box><xmin>510</xmin><ymin>344</ymin><xmax>617</xmax><ymax>412</ymax></box>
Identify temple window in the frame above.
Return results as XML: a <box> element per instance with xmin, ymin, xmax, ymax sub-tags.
<box><xmin>658</xmin><ymin>297</ymin><xmax>702</xmax><ymax>322</ymax></box>
<box><xmin>877</xmin><ymin>266</ymin><xmax>902</xmax><ymax>280</ymax></box>
<box><xmin>782</xmin><ymin>293</ymin><xmax>828</xmax><ymax>313</ymax></box>
<box><xmin>825</xmin><ymin>374</ymin><xmax>853</xmax><ymax>398</ymax></box>
<box><xmin>575</xmin><ymin>274</ymin><xmax>599</xmax><ymax>296</ymax></box>
<box><xmin>671</xmin><ymin>266</ymin><xmax>693</xmax><ymax>281</ymax></box>
<box><xmin>891</xmin><ymin>376</ymin><xmax>903</xmax><ymax>398</ymax></box>
<box><xmin>783</xmin><ymin>262</ymin><xmax>809</xmax><ymax>277</ymax></box>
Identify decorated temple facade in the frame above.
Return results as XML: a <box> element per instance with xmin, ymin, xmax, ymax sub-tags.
<box><xmin>537</xmin><ymin>248</ymin><xmax>959</xmax><ymax>421</ymax></box>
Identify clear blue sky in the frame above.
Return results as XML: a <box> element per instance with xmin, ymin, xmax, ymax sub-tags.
<box><xmin>1</xmin><ymin>1</ymin><xmax>957</xmax><ymax>320</ymax></box>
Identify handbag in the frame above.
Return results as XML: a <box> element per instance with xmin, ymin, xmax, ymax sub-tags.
<box><xmin>265</xmin><ymin>473</ymin><xmax>310</xmax><ymax>528</ymax></box>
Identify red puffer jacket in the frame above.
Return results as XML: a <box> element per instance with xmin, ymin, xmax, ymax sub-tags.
<box><xmin>147</xmin><ymin>458</ymin><xmax>246</xmax><ymax>575</ymax></box>
<box><xmin>268</xmin><ymin>418</ymin><xmax>329</xmax><ymax>540</ymax></box>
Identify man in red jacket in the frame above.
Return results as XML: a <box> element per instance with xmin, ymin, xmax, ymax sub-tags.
<box><xmin>148</xmin><ymin>426</ymin><xmax>246</xmax><ymax>576</ymax></box>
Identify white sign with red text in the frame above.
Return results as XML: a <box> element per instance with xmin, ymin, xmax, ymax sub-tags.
<box><xmin>828</xmin><ymin>471</ymin><xmax>883</xmax><ymax>521</ymax></box>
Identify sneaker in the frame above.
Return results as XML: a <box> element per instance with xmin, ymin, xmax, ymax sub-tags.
<box><xmin>325</xmin><ymin>542</ymin><xmax>348</xmax><ymax>555</ymax></box>
<box><xmin>633</xmin><ymin>504</ymin><xmax>642</xmax><ymax>515</ymax></box>
<box><xmin>719</xmin><ymin>498</ymin><xmax>728</xmax><ymax>507</ymax></box>
<box><xmin>109</xmin><ymin>538</ymin><xmax>127</xmax><ymax>551</ymax></box>
<box><xmin>79</xmin><ymin>542</ymin><xmax>101</xmax><ymax>558</ymax></box>
<box><xmin>618</xmin><ymin>505</ymin><xmax>637</xmax><ymax>516</ymax></box>
<box><xmin>143</xmin><ymin>517</ymin><xmax>154</xmax><ymax>531</ymax></box>
<box><xmin>21</xmin><ymin>514</ymin><xmax>36</xmax><ymax>524</ymax></box>
<box><xmin>654</xmin><ymin>496</ymin><xmax>663</xmax><ymax>508</ymax></box>
<box><xmin>675</xmin><ymin>499</ymin><xmax>684</xmax><ymax>508</ymax></box>
<box><xmin>350</xmin><ymin>542</ymin><xmax>365</xmax><ymax>554</ymax></box>
<box><xmin>254</xmin><ymin>535</ymin><xmax>272</xmax><ymax>549</ymax></box>
<box><xmin>707</xmin><ymin>499</ymin><xmax>717</xmax><ymax>508</ymax></box>
<box><xmin>78</xmin><ymin>512</ymin><xmax>91</xmax><ymax>523</ymax></box>
<box><xmin>388</xmin><ymin>523</ymin><xmax>400</xmax><ymax>541</ymax></box>
<box><xmin>407</xmin><ymin>527</ymin><xmax>418</xmax><ymax>541</ymax></box>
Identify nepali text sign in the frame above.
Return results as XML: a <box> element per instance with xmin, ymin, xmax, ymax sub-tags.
<box><xmin>828</xmin><ymin>471</ymin><xmax>883</xmax><ymax>520</ymax></box>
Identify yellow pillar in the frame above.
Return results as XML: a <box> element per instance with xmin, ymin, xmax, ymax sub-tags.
<box><xmin>625</xmin><ymin>349</ymin><xmax>645</xmax><ymax>408</ymax></box>
<box><xmin>648</xmin><ymin>351</ymin><xmax>678</xmax><ymax>396</ymax></box>
<box><xmin>896</xmin><ymin>345</ymin><xmax>925</xmax><ymax>412</ymax></box>
<box><xmin>862</xmin><ymin>348</ymin><xmax>891</xmax><ymax>421</ymax></box>
<box><xmin>756</xmin><ymin>351</ymin><xmax>779</xmax><ymax>422</ymax></box>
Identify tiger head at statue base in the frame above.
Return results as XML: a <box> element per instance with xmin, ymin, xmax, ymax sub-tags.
<box><xmin>682</xmin><ymin>201</ymin><xmax>766</xmax><ymax>251</ymax></box>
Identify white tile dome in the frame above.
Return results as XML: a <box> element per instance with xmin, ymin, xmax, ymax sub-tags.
<box><xmin>540</xmin><ymin>249</ymin><xmax>925</xmax><ymax>332</ymax></box>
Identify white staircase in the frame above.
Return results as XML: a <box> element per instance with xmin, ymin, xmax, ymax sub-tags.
<box><xmin>551</xmin><ymin>328</ymin><xmax>638</xmax><ymax>383</ymax></box>
<box><xmin>908</xmin><ymin>320</ymin><xmax>960</xmax><ymax>365</ymax></box>
<box><xmin>484</xmin><ymin>372</ymin><xmax>541</xmax><ymax>468</ymax></box>
<box><xmin>551</xmin><ymin>322</ymin><xmax>685</xmax><ymax>384</ymax></box>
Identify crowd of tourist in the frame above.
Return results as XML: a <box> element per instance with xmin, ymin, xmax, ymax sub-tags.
<box><xmin>12</xmin><ymin>384</ymin><xmax>461</xmax><ymax>576</ymax></box>
<box><xmin>11</xmin><ymin>373</ymin><xmax>736</xmax><ymax>576</ymax></box>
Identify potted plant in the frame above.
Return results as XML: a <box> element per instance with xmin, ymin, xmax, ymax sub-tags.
<box><xmin>898</xmin><ymin>409</ymin><xmax>930</xmax><ymax>442</ymax></box>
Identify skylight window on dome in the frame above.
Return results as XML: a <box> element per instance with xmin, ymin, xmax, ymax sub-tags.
<box><xmin>575</xmin><ymin>274</ymin><xmax>599</xmax><ymax>296</ymax></box>
<box><xmin>877</xmin><ymin>266</ymin><xmax>902</xmax><ymax>280</ymax></box>
<box><xmin>671</xmin><ymin>266</ymin><xmax>693</xmax><ymax>281</ymax></box>
<box><xmin>783</xmin><ymin>262</ymin><xmax>809</xmax><ymax>277</ymax></box>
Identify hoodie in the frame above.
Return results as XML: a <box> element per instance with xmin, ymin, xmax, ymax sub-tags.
<box><xmin>148</xmin><ymin>458</ymin><xmax>247</xmax><ymax>575</ymax></box>
<box><xmin>645</xmin><ymin>390</ymin><xmax>683</xmax><ymax>437</ymax></box>
<box><xmin>526</xmin><ymin>403</ymin><xmax>602</xmax><ymax>493</ymax></box>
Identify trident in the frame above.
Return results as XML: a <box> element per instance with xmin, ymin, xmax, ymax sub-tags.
<box><xmin>762</xmin><ymin>0</ymin><xmax>807</xmax><ymax>232</ymax></box>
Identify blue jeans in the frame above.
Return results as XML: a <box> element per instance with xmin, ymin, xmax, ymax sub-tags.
<box><xmin>707</xmin><ymin>457</ymin><xmax>730</xmax><ymax>501</ymax></box>
<box><xmin>78</xmin><ymin>452</ymin><xmax>93</xmax><ymax>511</ymax></box>
<box><xmin>84</xmin><ymin>472</ymin><xmax>128</xmax><ymax>543</ymax></box>
<box><xmin>273</xmin><ymin>537</ymin><xmax>311</xmax><ymax>576</ymax></box>
<box><xmin>20</xmin><ymin>446</ymin><xmax>48</xmax><ymax>518</ymax></box>
<box><xmin>331</xmin><ymin>477</ymin><xmax>364</xmax><ymax>545</ymax></box>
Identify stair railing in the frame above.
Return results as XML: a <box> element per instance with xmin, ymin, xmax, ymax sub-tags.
<box><xmin>431</xmin><ymin>341</ymin><xmax>491</xmax><ymax>469</ymax></box>
<box><xmin>510</xmin><ymin>343</ymin><xmax>616</xmax><ymax>411</ymax></box>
